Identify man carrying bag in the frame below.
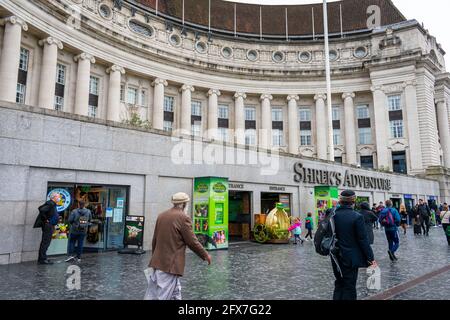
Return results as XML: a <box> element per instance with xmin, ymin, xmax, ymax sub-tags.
<box><xmin>33</xmin><ymin>192</ymin><xmax>61</xmax><ymax>265</ymax></box>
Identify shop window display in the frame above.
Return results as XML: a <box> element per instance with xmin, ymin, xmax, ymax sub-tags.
<box><xmin>46</xmin><ymin>183</ymin><xmax>128</xmax><ymax>256</ymax></box>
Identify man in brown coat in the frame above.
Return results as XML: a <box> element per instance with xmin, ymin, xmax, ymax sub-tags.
<box><xmin>144</xmin><ymin>192</ymin><xmax>211</xmax><ymax>300</ymax></box>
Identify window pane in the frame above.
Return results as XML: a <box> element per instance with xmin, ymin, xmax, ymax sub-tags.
<box><xmin>333</xmin><ymin>129</ymin><xmax>341</xmax><ymax>145</ymax></box>
<box><xmin>89</xmin><ymin>76</ymin><xmax>99</xmax><ymax>95</ymax></box>
<box><xmin>16</xmin><ymin>83</ymin><xmax>26</xmax><ymax>104</ymax></box>
<box><xmin>390</xmin><ymin>120</ymin><xmax>404</xmax><ymax>138</ymax></box>
<box><xmin>245</xmin><ymin>107</ymin><xmax>256</xmax><ymax>121</ymax></box>
<box><xmin>361</xmin><ymin>156</ymin><xmax>374</xmax><ymax>169</ymax></box>
<box><xmin>218</xmin><ymin>127</ymin><xmax>228</xmax><ymax>141</ymax></box>
<box><xmin>88</xmin><ymin>105</ymin><xmax>97</xmax><ymax>118</ymax></box>
<box><xmin>56</xmin><ymin>64</ymin><xmax>66</xmax><ymax>85</ymax></box>
<box><xmin>357</xmin><ymin>105</ymin><xmax>369</xmax><ymax>119</ymax></box>
<box><xmin>245</xmin><ymin>129</ymin><xmax>256</xmax><ymax>145</ymax></box>
<box><xmin>191</xmin><ymin>123</ymin><xmax>201</xmax><ymax>136</ymax></box>
<box><xmin>272</xmin><ymin>108</ymin><xmax>283</xmax><ymax>122</ymax></box>
<box><xmin>388</xmin><ymin>95</ymin><xmax>401</xmax><ymax>111</ymax></box>
<box><xmin>332</xmin><ymin>107</ymin><xmax>340</xmax><ymax>121</ymax></box>
<box><xmin>127</xmin><ymin>87</ymin><xmax>137</xmax><ymax>104</ymax></box>
<box><xmin>19</xmin><ymin>48</ymin><xmax>29</xmax><ymax>71</ymax></box>
<box><xmin>272</xmin><ymin>129</ymin><xmax>283</xmax><ymax>146</ymax></box>
<box><xmin>299</xmin><ymin>108</ymin><xmax>311</xmax><ymax>122</ymax></box>
<box><xmin>218</xmin><ymin>105</ymin><xmax>229</xmax><ymax>119</ymax></box>
<box><xmin>120</xmin><ymin>84</ymin><xmax>125</xmax><ymax>102</ymax></box>
<box><xmin>300</xmin><ymin>130</ymin><xmax>312</xmax><ymax>146</ymax></box>
<box><xmin>163</xmin><ymin>121</ymin><xmax>173</xmax><ymax>132</ymax></box>
<box><xmin>164</xmin><ymin>96</ymin><xmax>174</xmax><ymax>112</ymax></box>
<box><xmin>359</xmin><ymin>128</ymin><xmax>372</xmax><ymax>144</ymax></box>
<box><xmin>54</xmin><ymin>96</ymin><xmax>64</xmax><ymax>111</ymax></box>
<box><xmin>139</xmin><ymin>89</ymin><xmax>147</xmax><ymax>106</ymax></box>
<box><xmin>191</xmin><ymin>101</ymin><xmax>202</xmax><ymax>116</ymax></box>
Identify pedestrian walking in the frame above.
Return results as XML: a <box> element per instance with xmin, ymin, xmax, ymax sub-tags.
<box><xmin>305</xmin><ymin>212</ymin><xmax>314</xmax><ymax>240</ymax></box>
<box><xmin>288</xmin><ymin>217</ymin><xmax>304</xmax><ymax>245</ymax></box>
<box><xmin>145</xmin><ymin>192</ymin><xmax>211</xmax><ymax>300</ymax></box>
<box><xmin>416</xmin><ymin>199</ymin><xmax>431</xmax><ymax>236</ymax></box>
<box><xmin>359</xmin><ymin>202</ymin><xmax>378</xmax><ymax>245</ymax></box>
<box><xmin>439</xmin><ymin>204</ymin><xmax>450</xmax><ymax>246</ymax></box>
<box><xmin>379</xmin><ymin>200</ymin><xmax>401</xmax><ymax>262</ymax></box>
<box><xmin>330</xmin><ymin>190</ymin><xmax>377</xmax><ymax>300</ymax></box>
<box><xmin>65</xmin><ymin>201</ymin><xmax>92</xmax><ymax>263</ymax></box>
<box><xmin>399</xmin><ymin>204</ymin><xmax>408</xmax><ymax>235</ymax></box>
<box><xmin>33</xmin><ymin>192</ymin><xmax>61</xmax><ymax>265</ymax></box>
<box><xmin>371</xmin><ymin>203</ymin><xmax>379</xmax><ymax>229</ymax></box>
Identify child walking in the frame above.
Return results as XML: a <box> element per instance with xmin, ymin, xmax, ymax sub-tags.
<box><xmin>305</xmin><ymin>213</ymin><xmax>314</xmax><ymax>240</ymax></box>
<box><xmin>288</xmin><ymin>217</ymin><xmax>304</xmax><ymax>245</ymax></box>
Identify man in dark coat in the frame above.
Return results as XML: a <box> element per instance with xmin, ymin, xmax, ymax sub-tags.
<box><xmin>359</xmin><ymin>202</ymin><xmax>378</xmax><ymax>245</ymax></box>
<box><xmin>33</xmin><ymin>192</ymin><xmax>61</xmax><ymax>264</ymax></box>
<box><xmin>416</xmin><ymin>199</ymin><xmax>431</xmax><ymax>236</ymax></box>
<box><xmin>332</xmin><ymin>190</ymin><xmax>377</xmax><ymax>300</ymax></box>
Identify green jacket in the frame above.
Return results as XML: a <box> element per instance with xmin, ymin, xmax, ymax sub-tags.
<box><xmin>305</xmin><ymin>217</ymin><xmax>314</xmax><ymax>230</ymax></box>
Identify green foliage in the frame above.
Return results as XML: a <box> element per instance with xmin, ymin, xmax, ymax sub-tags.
<box><xmin>122</xmin><ymin>111</ymin><xmax>151</xmax><ymax>129</ymax></box>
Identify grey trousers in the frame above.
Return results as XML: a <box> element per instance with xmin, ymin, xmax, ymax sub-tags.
<box><xmin>144</xmin><ymin>268</ymin><xmax>182</xmax><ymax>300</ymax></box>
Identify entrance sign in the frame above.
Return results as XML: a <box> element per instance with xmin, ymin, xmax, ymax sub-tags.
<box><xmin>193</xmin><ymin>177</ymin><xmax>229</xmax><ymax>250</ymax></box>
<box><xmin>294</xmin><ymin>162</ymin><xmax>391</xmax><ymax>191</ymax></box>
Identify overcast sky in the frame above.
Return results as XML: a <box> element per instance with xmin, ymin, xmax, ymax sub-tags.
<box><xmin>229</xmin><ymin>0</ymin><xmax>450</xmax><ymax>67</ymax></box>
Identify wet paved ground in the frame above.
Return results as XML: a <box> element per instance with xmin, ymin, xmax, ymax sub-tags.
<box><xmin>0</xmin><ymin>226</ymin><xmax>449</xmax><ymax>300</ymax></box>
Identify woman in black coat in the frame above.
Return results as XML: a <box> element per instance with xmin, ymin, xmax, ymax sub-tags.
<box><xmin>359</xmin><ymin>202</ymin><xmax>379</xmax><ymax>245</ymax></box>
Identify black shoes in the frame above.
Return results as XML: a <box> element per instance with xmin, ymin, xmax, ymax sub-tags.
<box><xmin>388</xmin><ymin>250</ymin><xmax>398</xmax><ymax>261</ymax></box>
<box><xmin>37</xmin><ymin>259</ymin><xmax>54</xmax><ymax>265</ymax></box>
<box><xmin>388</xmin><ymin>250</ymin><xmax>395</xmax><ymax>261</ymax></box>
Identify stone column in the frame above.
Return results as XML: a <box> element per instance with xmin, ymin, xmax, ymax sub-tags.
<box><xmin>342</xmin><ymin>92</ymin><xmax>357</xmax><ymax>165</ymax></box>
<box><xmin>152</xmin><ymin>78</ymin><xmax>168</xmax><ymax>130</ymax></box>
<box><xmin>106</xmin><ymin>65</ymin><xmax>125</xmax><ymax>122</ymax></box>
<box><xmin>180</xmin><ymin>84</ymin><xmax>195</xmax><ymax>135</ymax></box>
<box><xmin>38</xmin><ymin>37</ymin><xmax>63</xmax><ymax>109</ymax></box>
<box><xmin>207</xmin><ymin>89</ymin><xmax>221</xmax><ymax>140</ymax></box>
<box><xmin>234</xmin><ymin>92</ymin><xmax>246</xmax><ymax>145</ymax></box>
<box><xmin>0</xmin><ymin>16</ymin><xmax>28</xmax><ymax>102</ymax></box>
<box><xmin>371</xmin><ymin>86</ymin><xmax>390</xmax><ymax>170</ymax></box>
<box><xmin>436</xmin><ymin>98</ymin><xmax>450</xmax><ymax>168</ymax></box>
<box><xmin>404</xmin><ymin>80</ymin><xmax>424</xmax><ymax>173</ymax></box>
<box><xmin>260</xmin><ymin>94</ymin><xmax>273</xmax><ymax>149</ymax></box>
<box><xmin>73</xmin><ymin>53</ymin><xmax>95</xmax><ymax>116</ymax></box>
<box><xmin>314</xmin><ymin>94</ymin><xmax>328</xmax><ymax>160</ymax></box>
<box><xmin>287</xmin><ymin>95</ymin><xmax>300</xmax><ymax>155</ymax></box>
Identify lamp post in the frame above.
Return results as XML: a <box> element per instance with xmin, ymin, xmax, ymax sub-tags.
<box><xmin>323</xmin><ymin>0</ymin><xmax>335</xmax><ymax>161</ymax></box>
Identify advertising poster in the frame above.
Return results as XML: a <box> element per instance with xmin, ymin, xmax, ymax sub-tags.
<box><xmin>193</xmin><ymin>177</ymin><xmax>229</xmax><ymax>250</ymax></box>
<box><xmin>113</xmin><ymin>208</ymin><xmax>123</xmax><ymax>223</ymax></box>
<box><xmin>123</xmin><ymin>216</ymin><xmax>145</xmax><ymax>247</ymax></box>
<box><xmin>314</xmin><ymin>186</ymin><xmax>339</xmax><ymax>227</ymax></box>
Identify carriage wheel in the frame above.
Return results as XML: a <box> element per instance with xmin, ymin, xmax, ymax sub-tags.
<box><xmin>253</xmin><ymin>224</ymin><xmax>269</xmax><ymax>243</ymax></box>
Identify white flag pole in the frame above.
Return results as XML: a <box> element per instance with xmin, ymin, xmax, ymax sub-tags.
<box><xmin>323</xmin><ymin>0</ymin><xmax>335</xmax><ymax>161</ymax></box>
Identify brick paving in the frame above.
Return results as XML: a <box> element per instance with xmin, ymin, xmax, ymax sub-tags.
<box><xmin>0</xmin><ymin>226</ymin><xmax>448</xmax><ymax>300</ymax></box>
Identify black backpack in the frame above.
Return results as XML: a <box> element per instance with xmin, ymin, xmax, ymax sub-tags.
<box><xmin>314</xmin><ymin>211</ymin><xmax>342</xmax><ymax>276</ymax></box>
<box><xmin>314</xmin><ymin>211</ymin><xmax>337</xmax><ymax>256</ymax></box>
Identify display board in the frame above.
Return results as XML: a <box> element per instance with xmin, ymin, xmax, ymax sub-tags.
<box><xmin>123</xmin><ymin>216</ymin><xmax>145</xmax><ymax>247</ymax></box>
<box><xmin>314</xmin><ymin>186</ymin><xmax>339</xmax><ymax>227</ymax></box>
<box><xmin>193</xmin><ymin>177</ymin><xmax>229</xmax><ymax>250</ymax></box>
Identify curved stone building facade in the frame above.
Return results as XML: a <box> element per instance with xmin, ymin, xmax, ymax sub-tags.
<box><xmin>0</xmin><ymin>0</ymin><xmax>449</xmax><ymax>264</ymax></box>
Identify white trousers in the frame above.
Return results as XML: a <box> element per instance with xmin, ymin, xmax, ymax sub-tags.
<box><xmin>144</xmin><ymin>268</ymin><xmax>182</xmax><ymax>300</ymax></box>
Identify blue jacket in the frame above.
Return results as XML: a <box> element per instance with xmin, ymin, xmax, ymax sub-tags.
<box><xmin>333</xmin><ymin>205</ymin><xmax>375</xmax><ymax>269</ymax></box>
<box><xmin>378</xmin><ymin>207</ymin><xmax>401</xmax><ymax>231</ymax></box>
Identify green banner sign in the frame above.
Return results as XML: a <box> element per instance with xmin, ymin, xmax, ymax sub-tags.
<box><xmin>314</xmin><ymin>186</ymin><xmax>338</xmax><ymax>228</ymax></box>
<box><xmin>193</xmin><ymin>177</ymin><xmax>229</xmax><ymax>250</ymax></box>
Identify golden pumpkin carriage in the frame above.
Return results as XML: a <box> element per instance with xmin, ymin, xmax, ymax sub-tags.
<box><xmin>253</xmin><ymin>203</ymin><xmax>290</xmax><ymax>244</ymax></box>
